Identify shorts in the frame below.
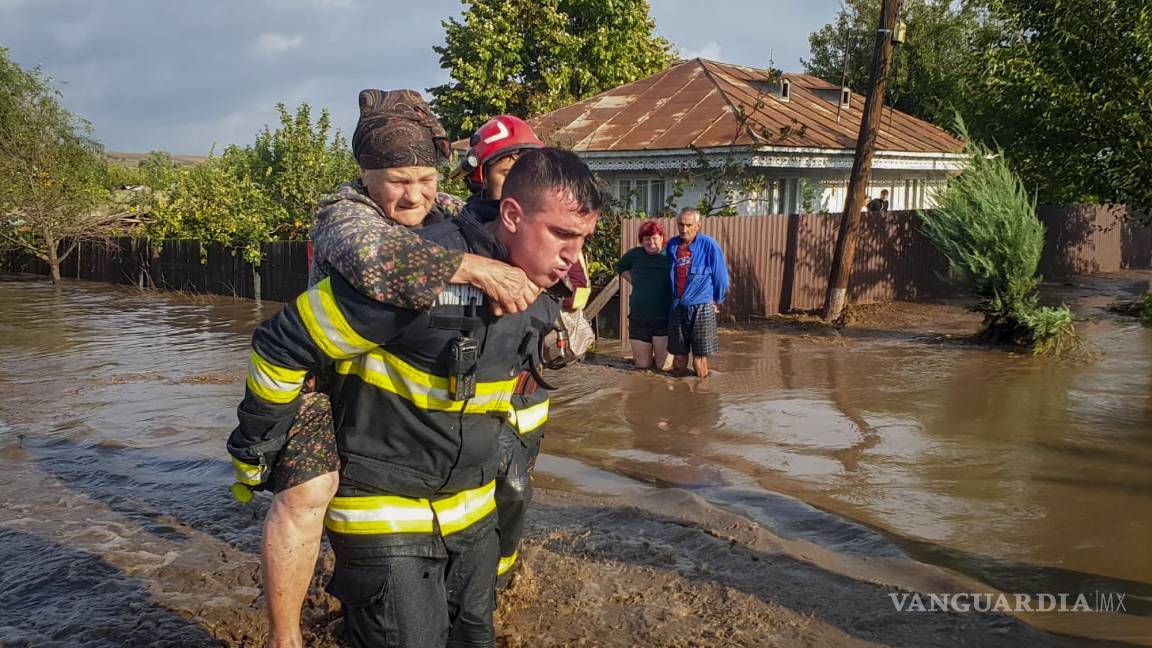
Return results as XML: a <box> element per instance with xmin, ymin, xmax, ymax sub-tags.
<box><xmin>667</xmin><ymin>302</ymin><xmax>720</xmax><ymax>357</ymax></box>
<box><xmin>269</xmin><ymin>391</ymin><xmax>341</xmax><ymax>493</ymax></box>
<box><xmin>628</xmin><ymin>316</ymin><xmax>669</xmax><ymax>343</ymax></box>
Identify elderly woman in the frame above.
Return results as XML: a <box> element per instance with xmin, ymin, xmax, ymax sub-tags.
<box><xmin>616</xmin><ymin>220</ymin><xmax>673</xmax><ymax>370</ymax></box>
<box><xmin>250</xmin><ymin>89</ymin><xmax>539</xmax><ymax>648</ymax></box>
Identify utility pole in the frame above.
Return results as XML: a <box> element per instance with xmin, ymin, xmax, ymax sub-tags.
<box><xmin>823</xmin><ymin>0</ymin><xmax>903</xmax><ymax>322</ymax></box>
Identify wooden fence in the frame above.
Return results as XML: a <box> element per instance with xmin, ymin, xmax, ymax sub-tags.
<box><xmin>1</xmin><ymin>237</ymin><xmax>311</xmax><ymax>303</ymax></box>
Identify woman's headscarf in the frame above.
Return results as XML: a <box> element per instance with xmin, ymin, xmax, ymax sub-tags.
<box><xmin>351</xmin><ymin>89</ymin><xmax>449</xmax><ymax>169</ymax></box>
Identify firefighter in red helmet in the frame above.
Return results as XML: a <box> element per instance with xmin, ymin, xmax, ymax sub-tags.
<box><xmin>459</xmin><ymin>116</ymin><xmax>593</xmax><ymax>588</ymax></box>
<box><xmin>460</xmin><ymin>115</ymin><xmax>543</xmax><ymax>199</ymax></box>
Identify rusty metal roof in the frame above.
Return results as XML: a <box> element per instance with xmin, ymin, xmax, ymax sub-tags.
<box><xmin>472</xmin><ymin>59</ymin><xmax>963</xmax><ymax>155</ymax></box>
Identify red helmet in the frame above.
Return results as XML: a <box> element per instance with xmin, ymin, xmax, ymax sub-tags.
<box><xmin>460</xmin><ymin>115</ymin><xmax>542</xmax><ymax>187</ymax></box>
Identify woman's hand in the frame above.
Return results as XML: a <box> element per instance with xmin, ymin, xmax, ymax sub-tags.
<box><xmin>454</xmin><ymin>253</ymin><xmax>542</xmax><ymax>316</ymax></box>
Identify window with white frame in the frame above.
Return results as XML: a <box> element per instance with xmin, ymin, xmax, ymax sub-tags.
<box><xmin>776</xmin><ymin>178</ymin><xmax>800</xmax><ymax>214</ymax></box>
<box><xmin>739</xmin><ymin>187</ymin><xmax>772</xmax><ymax>215</ymax></box>
<box><xmin>617</xmin><ymin>177</ymin><xmax>667</xmax><ymax>215</ymax></box>
<box><xmin>739</xmin><ymin>178</ymin><xmax>801</xmax><ymax>215</ymax></box>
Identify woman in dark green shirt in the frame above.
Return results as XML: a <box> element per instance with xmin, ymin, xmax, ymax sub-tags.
<box><xmin>616</xmin><ymin>220</ymin><xmax>673</xmax><ymax>370</ymax></box>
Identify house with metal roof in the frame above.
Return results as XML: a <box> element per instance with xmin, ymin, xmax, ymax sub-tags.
<box><xmin>515</xmin><ymin>58</ymin><xmax>967</xmax><ymax>215</ymax></box>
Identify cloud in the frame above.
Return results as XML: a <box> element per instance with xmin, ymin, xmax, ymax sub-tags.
<box><xmin>263</xmin><ymin>0</ymin><xmax>359</xmax><ymax>8</ymax></box>
<box><xmin>679</xmin><ymin>41</ymin><xmax>723</xmax><ymax>62</ymax></box>
<box><xmin>651</xmin><ymin>0</ymin><xmax>841</xmax><ymax>70</ymax></box>
<box><xmin>254</xmin><ymin>33</ymin><xmax>304</xmax><ymax>55</ymax></box>
<box><xmin>49</xmin><ymin>20</ymin><xmax>95</xmax><ymax>48</ymax></box>
<box><xmin>0</xmin><ymin>0</ymin><xmax>842</xmax><ymax>154</ymax></box>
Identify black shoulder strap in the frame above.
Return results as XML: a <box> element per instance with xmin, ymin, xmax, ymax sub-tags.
<box><xmin>457</xmin><ymin>208</ymin><xmax>507</xmax><ymax>260</ymax></box>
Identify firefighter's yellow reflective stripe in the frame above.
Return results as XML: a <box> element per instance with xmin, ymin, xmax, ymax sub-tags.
<box><xmin>497</xmin><ymin>550</ymin><xmax>518</xmax><ymax>575</ymax></box>
<box><xmin>296</xmin><ymin>278</ymin><xmax>376</xmax><ymax>360</ymax></box>
<box><xmin>508</xmin><ymin>400</ymin><xmax>549</xmax><ymax>436</ymax></box>
<box><xmin>324</xmin><ymin>481</ymin><xmax>496</xmax><ymax>536</ymax></box>
<box><xmin>246</xmin><ymin>350</ymin><xmax>306</xmax><ymax>404</ymax></box>
<box><xmin>232</xmin><ymin>457</ymin><xmax>264</xmax><ymax>486</ymax></box>
<box><xmin>336</xmin><ymin>349</ymin><xmax>516</xmax><ymax>414</ymax></box>
<box><xmin>430</xmin><ymin>480</ymin><xmax>497</xmax><ymax>536</ymax></box>
<box><xmin>569</xmin><ymin>285</ymin><xmax>591</xmax><ymax>310</ymax></box>
<box><xmin>325</xmin><ymin>493</ymin><xmax>436</xmax><ymax>535</ymax></box>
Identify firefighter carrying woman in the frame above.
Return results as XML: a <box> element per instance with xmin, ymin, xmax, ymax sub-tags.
<box><xmin>227</xmin><ymin>88</ymin><xmax>595</xmax><ymax>648</ymax></box>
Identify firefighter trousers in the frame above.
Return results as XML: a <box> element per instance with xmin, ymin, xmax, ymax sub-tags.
<box><xmin>495</xmin><ymin>425</ymin><xmax>543</xmax><ymax>580</ymax></box>
<box><xmin>326</xmin><ymin>525</ymin><xmax>499</xmax><ymax>648</ymax></box>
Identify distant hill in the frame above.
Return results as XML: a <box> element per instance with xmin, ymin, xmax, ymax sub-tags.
<box><xmin>105</xmin><ymin>151</ymin><xmax>208</xmax><ymax>167</ymax></box>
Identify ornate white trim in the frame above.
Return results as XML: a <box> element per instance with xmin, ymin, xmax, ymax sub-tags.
<box><xmin>581</xmin><ymin>147</ymin><xmax>967</xmax><ymax>173</ymax></box>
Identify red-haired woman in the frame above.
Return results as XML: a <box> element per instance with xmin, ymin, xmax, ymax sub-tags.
<box><xmin>616</xmin><ymin>220</ymin><xmax>673</xmax><ymax>370</ymax></box>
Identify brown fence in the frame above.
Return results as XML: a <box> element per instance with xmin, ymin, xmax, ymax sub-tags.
<box><xmin>1038</xmin><ymin>204</ymin><xmax>1151</xmax><ymax>276</ymax></box>
<box><xmin>619</xmin><ymin>204</ymin><xmax>1150</xmax><ymax>340</ymax></box>
<box><xmin>3</xmin><ymin>205</ymin><xmax>1148</xmax><ymax>335</ymax></box>
<box><xmin>1</xmin><ymin>237</ymin><xmax>311</xmax><ymax>303</ymax></box>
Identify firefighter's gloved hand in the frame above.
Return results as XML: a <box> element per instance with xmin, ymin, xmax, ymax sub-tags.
<box><xmin>230</xmin><ymin>481</ymin><xmax>259</xmax><ymax>503</ymax></box>
<box><xmin>229</xmin><ymin>455</ymin><xmax>274</xmax><ymax>504</ymax></box>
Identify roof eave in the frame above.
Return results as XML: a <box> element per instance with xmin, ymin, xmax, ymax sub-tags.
<box><xmin>576</xmin><ymin>146</ymin><xmax>968</xmax><ymax>160</ymax></box>
<box><xmin>576</xmin><ymin>146</ymin><xmax>969</xmax><ymax>172</ymax></box>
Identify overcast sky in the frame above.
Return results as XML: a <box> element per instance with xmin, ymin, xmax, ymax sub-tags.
<box><xmin>0</xmin><ymin>0</ymin><xmax>841</xmax><ymax>155</ymax></box>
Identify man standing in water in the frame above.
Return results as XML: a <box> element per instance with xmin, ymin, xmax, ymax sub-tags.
<box><xmin>666</xmin><ymin>208</ymin><xmax>728</xmax><ymax>379</ymax></box>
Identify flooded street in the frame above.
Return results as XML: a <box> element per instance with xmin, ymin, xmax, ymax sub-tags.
<box><xmin>547</xmin><ymin>314</ymin><xmax>1152</xmax><ymax>589</ymax></box>
<box><xmin>1</xmin><ymin>274</ymin><xmax>1150</xmax><ymax>646</ymax></box>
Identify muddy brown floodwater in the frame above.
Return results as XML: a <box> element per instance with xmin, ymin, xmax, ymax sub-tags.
<box><xmin>1</xmin><ymin>272</ymin><xmax>1150</xmax><ymax>647</ymax></box>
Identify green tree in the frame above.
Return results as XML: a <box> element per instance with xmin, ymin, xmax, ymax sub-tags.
<box><xmin>804</xmin><ymin>0</ymin><xmax>999</xmax><ymax>130</ymax></box>
<box><xmin>918</xmin><ymin>120</ymin><xmax>1075</xmax><ymax>354</ymax></box>
<box><xmin>136</xmin><ymin>150</ymin><xmax>178</xmax><ymax>189</ymax></box>
<box><xmin>241</xmin><ymin>103</ymin><xmax>358</xmax><ymax>238</ymax></box>
<box><xmin>430</xmin><ymin>0</ymin><xmax>675</xmax><ymax>138</ymax></box>
<box><xmin>972</xmin><ymin>0</ymin><xmax>1152</xmax><ymax>219</ymax></box>
<box><xmin>144</xmin><ymin>151</ymin><xmax>286</xmax><ymax>264</ymax></box>
<box><xmin>141</xmin><ymin>102</ymin><xmax>358</xmax><ymax>252</ymax></box>
<box><xmin>0</xmin><ymin>47</ymin><xmax>119</xmax><ymax>285</ymax></box>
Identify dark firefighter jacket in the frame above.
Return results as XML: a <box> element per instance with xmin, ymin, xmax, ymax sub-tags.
<box><xmin>228</xmin><ymin>209</ymin><xmax>559</xmax><ymax>553</ymax></box>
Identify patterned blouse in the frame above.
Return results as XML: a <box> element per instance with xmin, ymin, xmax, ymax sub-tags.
<box><xmin>310</xmin><ymin>179</ymin><xmax>465</xmax><ymax>310</ymax></box>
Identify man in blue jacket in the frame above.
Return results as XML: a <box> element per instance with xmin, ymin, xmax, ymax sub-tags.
<box><xmin>665</xmin><ymin>207</ymin><xmax>729</xmax><ymax>378</ymax></box>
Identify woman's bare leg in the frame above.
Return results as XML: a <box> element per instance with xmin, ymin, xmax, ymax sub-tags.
<box><xmin>262</xmin><ymin>471</ymin><xmax>339</xmax><ymax>648</ymax></box>
<box><xmin>651</xmin><ymin>336</ymin><xmax>669</xmax><ymax>372</ymax></box>
<box><xmin>629</xmin><ymin>339</ymin><xmax>653</xmax><ymax>369</ymax></box>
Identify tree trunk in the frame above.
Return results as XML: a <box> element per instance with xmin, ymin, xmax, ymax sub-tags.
<box><xmin>252</xmin><ymin>264</ymin><xmax>262</xmax><ymax>305</ymax></box>
<box><xmin>823</xmin><ymin>0</ymin><xmax>903</xmax><ymax>322</ymax></box>
<box><xmin>45</xmin><ymin>235</ymin><xmax>62</xmax><ymax>286</ymax></box>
